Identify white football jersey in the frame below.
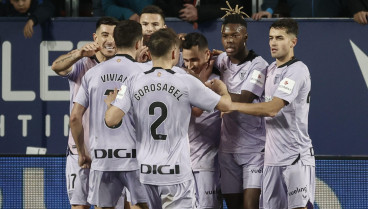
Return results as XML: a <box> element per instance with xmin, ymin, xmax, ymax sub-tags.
<box><xmin>74</xmin><ymin>54</ymin><xmax>145</xmax><ymax>171</ymax></box>
<box><xmin>112</xmin><ymin>67</ymin><xmax>221</xmax><ymax>185</ymax></box>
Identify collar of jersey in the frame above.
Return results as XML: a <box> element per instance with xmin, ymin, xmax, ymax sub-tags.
<box><xmin>237</xmin><ymin>50</ymin><xmax>258</xmax><ymax>65</ymax></box>
<box><xmin>115</xmin><ymin>54</ymin><xmax>136</xmax><ymax>62</ymax></box>
<box><xmin>90</xmin><ymin>55</ymin><xmax>100</xmax><ymax>63</ymax></box>
<box><xmin>144</xmin><ymin>67</ymin><xmax>175</xmax><ymax>74</ymax></box>
<box><xmin>278</xmin><ymin>57</ymin><xmax>299</xmax><ymax>68</ymax></box>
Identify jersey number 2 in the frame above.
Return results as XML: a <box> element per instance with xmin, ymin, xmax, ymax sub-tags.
<box><xmin>149</xmin><ymin>102</ymin><xmax>167</xmax><ymax>140</ymax></box>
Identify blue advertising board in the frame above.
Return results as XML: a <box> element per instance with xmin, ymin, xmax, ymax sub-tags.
<box><xmin>0</xmin><ymin>156</ymin><xmax>367</xmax><ymax>208</ymax></box>
<box><xmin>0</xmin><ymin>18</ymin><xmax>367</xmax><ymax>154</ymax></box>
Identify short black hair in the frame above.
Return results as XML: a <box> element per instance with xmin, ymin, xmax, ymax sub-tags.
<box><xmin>222</xmin><ymin>14</ymin><xmax>247</xmax><ymax>28</ymax></box>
<box><xmin>96</xmin><ymin>16</ymin><xmax>119</xmax><ymax>30</ymax></box>
<box><xmin>141</xmin><ymin>5</ymin><xmax>165</xmax><ymax>20</ymax></box>
<box><xmin>270</xmin><ymin>18</ymin><xmax>298</xmax><ymax>36</ymax></box>
<box><xmin>148</xmin><ymin>28</ymin><xmax>178</xmax><ymax>57</ymax></box>
<box><xmin>114</xmin><ymin>20</ymin><xmax>142</xmax><ymax>48</ymax></box>
<box><xmin>182</xmin><ymin>32</ymin><xmax>208</xmax><ymax>51</ymax></box>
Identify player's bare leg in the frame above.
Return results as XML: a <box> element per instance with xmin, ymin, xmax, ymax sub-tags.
<box><xmin>71</xmin><ymin>205</ymin><xmax>90</xmax><ymax>209</ymax></box>
<box><xmin>130</xmin><ymin>203</ymin><xmax>149</xmax><ymax>209</ymax></box>
<box><xmin>243</xmin><ymin>188</ymin><xmax>261</xmax><ymax>209</ymax></box>
<box><xmin>124</xmin><ymin>199</ymin><xmax>131</xmax><ymax>209</ymax></box>
<box><xmin>223</xmin><ymin>193</ymin><xmax>244</xmax><ymax>209</ymax></box>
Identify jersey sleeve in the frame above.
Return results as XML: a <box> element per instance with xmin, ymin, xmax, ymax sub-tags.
<box><xmin>186</xmin><ymin>75</ymin><xmax>221</xmax><ymax>112</ymax></box>
<box><xmin>111</xmin><ymin>77</ymin><xmax>133</xmax><ymax>115</ymax></box>
<box><xmin>273</xmin><ymin>63</ymin><xmax>309</xmax><ymax>104</ymax></box>
<box><xmin>73</xmin><ymin>73</ymin><xmax>89</xmax><ymax>108</ymax></box>
<box><xmin>241</xmin><ymin>58</ymin><xmax>268</xmax><ymax>97</ymax></box>
<box><xmin>67</xmin><ymin>58</ymin><xmax>85</xmax><ymax>81</ymax></box>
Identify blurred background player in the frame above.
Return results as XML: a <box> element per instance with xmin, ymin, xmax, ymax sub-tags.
<box><xmin>229</xmin><ymin>18</ymin><xmax>315</xmax><ymax>209</ymax></box>
<box><xmin>137</xmin><ymin>5</ymin><xmax>166</xmax><ymax>62</ymax></box>
<box><xmin>349</xmin><ymin>0</ymin><xmax>368</xmax><ymax>25</ymax></box>
<box><xmin>51</xmin><ymin>16</ymin><xmax>118</xmax><ymax>209</ymax></box>
<box><xmin>138</xmin><ymin>5</ymin><xmax>185</xmax><ymax>68</ymax></box>
<box><xmin>105</xmin><ymin>28</ymin><xmax>232</xmax><ymax>209</ymax></box>
<box><xmin>70</xmin><ymin>20</ymin><xmax>148</xmax><ymax>209</ymax></box>
<box><xmin>0</xmin><ymin>0</ymin><xmax>55</xmax><ymax>38</ymax></box>
<box><xmin>215</xmin><ymin>13</ymin><xmax>268</xmax><ymax>209</ymax></box>
<box><xmin>182</xmin><ymin>32</ymin><xmax>222</xmax><ymax>209</ymax></box>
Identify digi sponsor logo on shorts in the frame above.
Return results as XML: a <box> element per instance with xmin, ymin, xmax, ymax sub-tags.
<box><xmin>288</xmin><ymin>185</ymin><xmax>307</xmax><ymax>197</ymax></box>
<box><xmin>94</xmin><ymin>149</ymin><xmax>136</xmax><ymax>158</ymax></box>
<box><xmin>141</xmin><ymin>164</ymin><xmax>180</xmax><ymax>175</ymax></box>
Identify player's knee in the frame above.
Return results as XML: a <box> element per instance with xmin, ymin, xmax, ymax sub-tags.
<box><xmin>134</xmin><ymin>202</ymin><xmax>149</xmax><ymax>209</ymax></box>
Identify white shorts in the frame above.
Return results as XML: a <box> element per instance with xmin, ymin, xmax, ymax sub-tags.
<box><xmin>260</xmin><ymin>160</ymin><xmax>315</xmax><ymax>209</ymax></box>
<box><xmin>66</xmin><ymin>154</ymin><xmax>90</xmax><ymax>206</ymax></box>
<box><xmin>219</xmin><ymin>152</ymin><xmax>264</xmax><ymax>194</ymax></box>
<box><xmin>144</xmin><ymin>179</ymin><xmax>195</xmax><ymax>209</ymax></box>
<box><xmin>193</xmin><ymin>170</ymin><xmax>222</xmax><ymax>209</ymax></box>
<box><xmin>87</xmin><ymin>169</ymin><xmax>147</xmax><ymax>207</ymax></box>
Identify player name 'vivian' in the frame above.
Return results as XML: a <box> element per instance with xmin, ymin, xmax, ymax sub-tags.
<box><xmin>134</xmin><ymin>83</ymin><xmax>184</xmax><ymax>101</ymax></box>
<box><xmin>101</xmin><ymin>73</ymin><xmax>127</xmax><ymax>83</ymax></box>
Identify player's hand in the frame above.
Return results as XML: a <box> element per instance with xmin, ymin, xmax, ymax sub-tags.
<box><xmin>136</xmin><ymin>46</ymin><xmax>151</xmax><ymax>63</ymax></box>
<box><xmin>184</xmin><ymin>67</ymin><xmax>201</xmax><ymax>80</ymax></box>
<box><xmin>77</xmin><ymin>42</ymin><xmax>100</xmax><ymax>58</ymax></box>
<box><xmin>192</xmin><ymin>106</ymin><xmax>204</xmax><ymax>117</ymax></box>
<box><xmin>353</xmin><ymin>11</ymin><xmax>368</xmax><ymax>25</ymax></box>
<box><xmin>252</xmin><ymin>11</ymin><xmax>272</xmax><ymax>20</ymax></box>
<box><xmin>197</xmin><ymin>59</ymin><xmax>214</xmax><ymax>83</ymax></box>
<box><xmin>179</xmin><ymin>4</ymin><xmax>198</xmax><ymax>22</ymax></box>
<box><xmin>178</xmin><ymin>33</ymin><xmax>186</xmax><ymax>48</ymax></box>
<box><xmin>23</xmin><ymin>19</ymin><xmax>34</xmax><ymax>38</ymax></box>
<box><xmin>104</xmin><ymin>88</ymin><xmax>118</xmax><ymax>107</ymax></box>
<box><xmin>129</xmin><ymin>13</ymin><xmax>140</xmax><ymax>22</ymax></box>
<box><xmin>205</xmin><ymin>79</ymin><xmax>228</xmax><ymax>95</ymax></box>
<box><xmin>178</xmin><ymin>33</ymin><xmax>186</xmax><ymax>41</ymax></box>
<box><xmin>212</xmin><ymin>49</ymin><xmax>223</xmax><ymax>56</ymax></box>
<box><xmin>78</xmin><ymin>154</ymin><xmax>91</xmax><ymax>169</ymax></box>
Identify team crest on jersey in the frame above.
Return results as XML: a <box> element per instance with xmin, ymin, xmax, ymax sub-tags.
<box><xmin>278</xmin><ymin>78</ymin><xmax>295</xmax><ymax>94</ymax></box>
<box><xmin>116</xmin><ymin>59</ymin><xmax>121</xmax><ymax>63</ymax></box>
<box><xmin>239</xmin><ymin>71</ymin><xmax>246</xmax><ymax>80</ymax></box>
<box><xmin>157</xmin><ymin>72</ymin><xmax>162</xmax><ymax>77</ymax></box>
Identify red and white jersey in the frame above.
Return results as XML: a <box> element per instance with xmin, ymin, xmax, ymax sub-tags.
<box><xmin>215</xmin><ymin>51</ymin><xmax>268</xmax><ymax>153</ymax></box>
<box><xmin>67</xmin><ymin>56</ymin><xmax>99</xmax><ymax>154</ymax></box>
<box><xmin>112</xmin><ymin>67</ymin><xmax>221</xmax><ymax>185</ymax></box>
<box><xmin>74</xmin><ymin>54</ymin><xmax>145</xmax><ymax>171</ymax></box>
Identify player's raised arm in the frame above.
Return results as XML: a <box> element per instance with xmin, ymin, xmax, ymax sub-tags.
<box><xmin>232</xmin><ymin>97</ymin><xmax>287</xmax><ymax>117</ymax></box>
<box><xmin>51</xmin><ymin>42</ymin><xmax>100</xmax><ymax>76</ymax></box>
<box><xmin>105</xmin><ymin>106</ymin><xmax>125</xmax><ymax>128</ymax></box>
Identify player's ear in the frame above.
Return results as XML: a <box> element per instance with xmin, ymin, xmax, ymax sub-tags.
<box><xmin>93</xmin><ymin>33</ymin><xmax>97</xmax><ymax>42</ymax></box>
<box><xmin>172</xmin><ymin>50</ymin><xmax>175</xmax><ymax>60</ymax></box>
<box><xmin>205</xmin><ymin>49</ymin><xmax>211</xmax><ymax>62</ymax></box>
<box><xmin>291</xmin><ymin>37</ymin><xmax>297</xmax><ymax>48</ymax></box>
